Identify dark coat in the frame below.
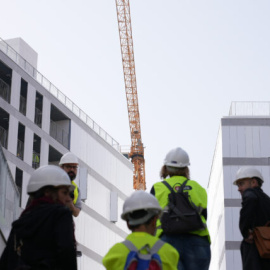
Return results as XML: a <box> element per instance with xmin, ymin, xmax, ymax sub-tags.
<box><xmin>240</xmin><ymin>187</ymin><xmax>270</xmax><ymax>270</ymax></box>
<box><xmin>0</xmin><ymin>197</ymin><xmax>77</xmax><ymax>270</ymax></box>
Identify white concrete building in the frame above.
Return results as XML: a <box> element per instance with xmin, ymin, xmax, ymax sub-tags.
<box><xmin>208</xmin><ymin>102</ymin><xmax>270</xmax><ymax>270</ymax></box>
<box><xmin>0</xmin><ymin>37</ymin><xmax>134</xmax><ymax>269</ymax></box>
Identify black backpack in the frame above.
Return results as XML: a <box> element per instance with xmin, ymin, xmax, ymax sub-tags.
<box><xmin>161</xmin><ymin>180</ymin><xmax>205</xmax><ymax>234</ymax></box>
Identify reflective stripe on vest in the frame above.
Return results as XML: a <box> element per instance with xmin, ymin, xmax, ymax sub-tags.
<box><xmin>71</xmin><ymin>181</ymin><xmax>79</xmax><ymax>204</ymax></box>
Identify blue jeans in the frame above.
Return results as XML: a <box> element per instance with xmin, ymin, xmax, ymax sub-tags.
<box><xmin>161</xmin><ymin>234</ymin><xmax>211</xmax><ymax>270</ymax></box>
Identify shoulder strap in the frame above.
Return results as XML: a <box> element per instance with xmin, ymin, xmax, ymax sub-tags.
<box><xmin>162</xmin><ymin>179</ymin><xmax>189</xmax><ymax>193</ymax></box>
<box><xmin>150</xmin><ymin>239</ymin><xmax>165</xmax><ymax>254</ymax></box>
<box><xmin>162</xmin><ymin>181</ymin><xmax>173</xmax><ymax>192</ymax></box>
<box><xmin>122</xmin><ymin>240</ymin><xmax>138</xmax><ymax>252</ymax></box>
<box><xmin>122</xmin><ymin>239</ymin><xmax>164</xmax><ymax>254</ymax></box>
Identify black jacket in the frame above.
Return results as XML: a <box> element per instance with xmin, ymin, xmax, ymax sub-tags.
<box><xmin>240</xmin><ymin>187</ymin><xmax>270</xmax><ymax>270</ymax></box>
<box><xmin>0</xmin><ymin>197</ymin><xmax>77</xmax><ymax>270</ymax></box>
<box><xmin>240</xmin><ymin>187</ymin><xmax>270</xmax><ymax>238</ymax></box>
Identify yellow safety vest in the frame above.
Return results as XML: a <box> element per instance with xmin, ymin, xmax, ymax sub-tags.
<box><xmin>71</xmin><ymin>181</ymin><xmax>79</xmax><ymax>205</ymax></box>
<box><xmin>153</xmin><ymin>176</ymin><xmax>210</xmax><ymax>242</ymax></box>
<box><xmin>103</xmin><ymin>232</ymin><xmax>179</xmax><ymax>270</ymax></box>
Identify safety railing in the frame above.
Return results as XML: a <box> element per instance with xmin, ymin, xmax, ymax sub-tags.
<box><xmin>229</xmin><ymin>102</ymin><xmax>270</xmax><ymax>116</ymax></box>
<box><xmin>0</xmin><ymin>143</ymin><xmax>20</xmax><ymax>241</ymax></box>
<box><xmin>0</xmin><ymin>37</ymin><xmax>120</xmax><ymax>152</ymax></box>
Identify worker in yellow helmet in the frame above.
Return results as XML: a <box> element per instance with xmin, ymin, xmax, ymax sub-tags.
<box><xmin>103</xmin><ymin>191</ymin><xmax>179</xmax><ymax>270</ymax></box>
<box><xmin>150</xmin><ymin>147</ymin><xmax>211</xmax><ymax>270</ymax></box>
<box><xmin>59</xmin><ymin>152</ymin><xmax>81</xmax><ymax>217</ymax></box>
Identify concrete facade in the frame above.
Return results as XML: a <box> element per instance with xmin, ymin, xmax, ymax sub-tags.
<box><xmin>0</xmin><ymin>37</ymin><xmax>134</xmax><ymax>269</ymax></box>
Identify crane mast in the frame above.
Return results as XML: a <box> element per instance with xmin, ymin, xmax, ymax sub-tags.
<box><xmin>115</xmin><ymin>0</ymin><xmax>146</xmax><ymax>190</ymax></box>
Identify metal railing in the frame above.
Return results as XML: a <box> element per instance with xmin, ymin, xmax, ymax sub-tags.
<box><xmin>0</xmin><ymin>77</ymin><xmax>10</xmax><ymax>103</ymax></box>
<box><xmin>50</xmin><ymin>120</ymin><xmax>69</xmax><ymax>149</ymax></box>
<box><xmin>229</xmin><ymin>102</ymin><xmax>270</xmax><ymax>116</ymax></box>
<box><xmin>0</xmin><ymin>126</ymin><xmax>8</xmax><ymax>148</ymax></box>
<box><xmin>19</xmin><ymin>95</ymin><xmax>27</xmax><ymax>115</ymax></box>
<box><xmin>0</xmin><ymin>143</ymin><xmax>20</xmax><ymax>241</ymax></box>
<box><xmin>0</xmin><ymin>37</ymin><xmax>120</xmax><ymax>151</ymax></box>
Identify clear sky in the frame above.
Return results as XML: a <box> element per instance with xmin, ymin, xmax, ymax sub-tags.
<box><xmin>1</xmin><ymin>1</ymin><xmax>270</xmax><ymax>191</ymax></box>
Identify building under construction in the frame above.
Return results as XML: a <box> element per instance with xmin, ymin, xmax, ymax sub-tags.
<box><xmin>0</xmin><ymin>37</ymin><xmax>134</xmax><ymax>269</ymax></box>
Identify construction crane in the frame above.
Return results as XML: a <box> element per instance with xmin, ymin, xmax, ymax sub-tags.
<box><xmin>115</xmin><ymin>0</ymin><xmax>146</xmax><ymax>190</ymax></box>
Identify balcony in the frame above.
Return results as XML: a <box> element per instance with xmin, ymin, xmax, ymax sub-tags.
<box><xmin>50</xmin><ymin>120</ymin><xmax>69</xmax><ymax>149</ymax></box>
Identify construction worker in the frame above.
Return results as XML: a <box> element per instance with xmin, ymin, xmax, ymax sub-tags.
<box><xmin>103</xmin><ymin>191</ymin><xmax>179</xmax><ymax>270</ymax></box>
<box><xmin>150</xmin><ymin>147</ymin><xmax>211</xmax><ymax>270</ymax></box>
<box><xmin>233</xmin><ymin>166</ymin><xmax>270</xmax><ymax>270</ymax></box>
<box><xmin>0</xmin><ymin>165</ymin><xmax>77</xmax><ymax>270</ymax></box>
<box><xmin>59</xmin><ymin>152</ymin><xmax>81</xmax><ymax>217</ymax></box>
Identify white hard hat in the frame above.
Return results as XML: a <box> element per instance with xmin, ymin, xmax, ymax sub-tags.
<box><xmin>27</xmin><ymin>165</ymin><xmax>75</xmax><ymax>194</ymax></box>
<box><xmin>164</xmin><ymin>147</ymin><xmax>190</xmax><ymax>168</ymax></box>
<box><xmin>121</xmin><ymin>191</ymin><xmax>162</xmax><ymax>226</ymax></box>
<box><xmin>59</xmin><ymin>152</ymin><xmax>79</xmax><ymax>165</ymax></box>
<box><xmin>233</xmin><ymin>166</ymin><xmax>264</xmax><ymax>185</ymax></box>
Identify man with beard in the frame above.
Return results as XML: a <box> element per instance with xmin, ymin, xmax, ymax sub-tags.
<box><xmin>59</xmin><ymin>152</ymin><xmax>82</xmax><ymax>217</ymax></box>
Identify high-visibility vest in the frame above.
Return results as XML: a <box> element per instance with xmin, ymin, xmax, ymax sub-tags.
<box><xmin>71</xmin><ymin>181</ymin><xmax>79</xmax><ymax>205</ymax></box>
<box><xmin>153</xmin><ymin>176</ymin><xmax>210</xmax><ymax>241</ymax></box>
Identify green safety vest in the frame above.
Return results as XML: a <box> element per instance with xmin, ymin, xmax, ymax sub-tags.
<box><xmin>71</xmin><ymin>181</ymin><xmax>79</xmax><ymax>205</ymax></box>
<box><xmin>153</xmin><ymin>176</ymin><xmax>210</xmax><ymax>242</ymax></box>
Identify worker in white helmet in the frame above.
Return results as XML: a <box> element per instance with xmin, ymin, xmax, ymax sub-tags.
<box><xmin>233</xmin><ymin>166</ymin><xmax>270</xmax><ymax>270</ymax></box>
<box><xmin>59</xmin><ymin>152</ymin><xmax>81</xmax><ymax>217</ymax></box>
<box><xmin>150</xmin><ymin>147</ymin><xmax>211</xmax><ymax>270</ymax></box>
<box><xmin>103</xmin><ymin>191</ymin><xmax>179</xmax><ymax>270</ymax></box>
<box><xmin>0</xmin><ymin>165</ymin><xmax>77</xmax><ymax>270</ymax></box>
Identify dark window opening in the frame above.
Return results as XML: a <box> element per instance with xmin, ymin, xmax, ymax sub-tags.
<box><xmin>34</xmin><ymin>92</ymin><xmax>43</xmax><ymax>128</ymax></box>
<box><xmin>33</xmin><ymin>134</ymin><xmax>41</xmax><ymax>169</ymax></box>
<box><xmin>15</xmin><ymin>167</ymin><xmax>23</xmax><ymax>206</ymax></box>
<box><xmin>19</xmin><ymin>79</ymin><xmax>28</xmax><ymax>115</ymax></box>
<box><xmin>0</xmin><ymin>60</ymin><xmax>12</xmax><ymax>103</ymax></box>
<box><xmin>0</xmin><ymin>108</ymin><xmax>9</xmax><ymax>148</ymax></box>
<box><xmin>17</xmin><ymin>123</ymin><xmax>25</xmax><ymax>160</ymax></box>
<box><xmin>48</xmin><ymin>145</ymin><xmax>62</xmax><ymax>165</ymax></box>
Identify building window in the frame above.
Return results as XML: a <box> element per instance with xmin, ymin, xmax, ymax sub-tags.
<box><xmin>0</xmin><ymin>108</ymin><xmax>9</xmax><ymax>149</ymax></box>
<box><xmin>15</xmin><ymin>167</ymin><xmax>23</xmax><ymax>206</ymax></box>
<box><xmin>34</xmin><ymin>91</ymin><xmax>43</xmax><ymax>128</ymax></box>
<box><xmin>0</xmin><ymin>60</ymin><xmax>12</xmax><ymax>103</ymax></box>
<box><xmin>32</xmin><ymin>134</ymin><xmax>41</xmax><ymax>169</ymax></box>
<box><xmin>19</xmin><ymin>79</ymin><xmax>28</xmax><ymax>115</ymax></box>
<box><xmin>17</xmin><ymin>123</ymin><xmax>25</xmax><ymax>160</ymax></box>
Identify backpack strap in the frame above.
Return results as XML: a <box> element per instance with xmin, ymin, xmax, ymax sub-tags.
<box><xmin>122</xmin><ymin>240</ymin><xmax>138</xmax><ymax>252</ymax></box>
<box><xmin>122</xmin><ymin>239</ymin><xmax>165</xmax><ymax>255</ymax></box>
<box><xmin>150</xmin><ymin>239</ymin><xmax>165</xmax><ymax>254</ymax></box>
<box><xmin>162</xmin><ymin>179</ymin><xmax>189</xmax><ymax>193</ymax></box>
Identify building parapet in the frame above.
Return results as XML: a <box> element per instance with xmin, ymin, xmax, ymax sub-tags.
<box><xmin>229</xmin><ymin>101</ymin><xmax>270</xmax><ymax>116</ymax></box>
